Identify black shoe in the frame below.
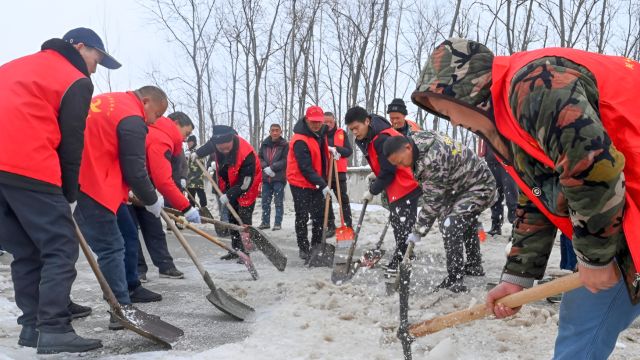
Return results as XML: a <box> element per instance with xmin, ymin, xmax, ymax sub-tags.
<box><xmin>299</xmin><ymin>249</ymin><xmax>310</xmax><ymax>261</ymax></box>
<box><xmin>36</xmin><ymin>331</ymin><xmax>102</xmax><ymax>354</ymax></box>
<box><xmin>487</xmin><ymin>223</ymin><xmax>502</xmax><ymax>236</ymax></box>
<box><xmin>325</xmin><ymin>226</ymin><xmax>336</xmax><ymax>238</ymax></box>
<box><xmin>257</xmin><ymin>223</ymin><xmax>270</xmax><ymax>230</ymax></box>
<box><xmin>68</xmin><ymin>301</ymin><xmax>92</xmax><ymax>319</ymax></box>
<box><xmin>464</xmin><ymin>264</ymin><xmax>485</xmax><ymax>277</ymax></box>
<box><xmin>139</xmin><ymin>273</ymin><xmax>148</xmax><ymax>283</ymax></box>
<box><xmin>129</xmin><ymin>285</ymin><xmax>162</xmax><ymax>303</ymax></box>
<box><xmin>383</xmin><ymin>254</ymin><xmax>402</xmax><ymax>271</ymax></box>
<box><xmin>159</xmin><ymin>268</ymin><xmax>184</xmax><ymax>279</ymax></box>
<box><xmin>272</xmin><ymin>224</ymin><xmax>281</xmax><ymax>231</ymax></box>
<box><xmin>220</xmin><ymin>252</ymin><xmax>240</xmax><ymax>261</ymax></box>
<box><xmin>18</xmin><ymin>325</ymin><xmax>38</xmax><ymax>347</ymax></box>
<box><xmin>436</xmin><ymin>277</ymin><xmax>468</xmax><ymax>293</ymax></box>
<box><xmin>109</xmin><ymin>313</ymin><xmax>124</xmax><ymax>331</ymax></box>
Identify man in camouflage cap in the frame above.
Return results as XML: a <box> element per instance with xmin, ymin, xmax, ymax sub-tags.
<box><xmin>414</xmin><ymin>38</ymin><xmax>640</xmax><ymax>359</ymax></box>
<box><xmin>186</xmin><ymin>135</ymin><xmax>207</xmax><ymax>209</ymax></box>
<box><xmin>384</xmin><ymin>131</ymin><xmax>497</xmax><ymax>292</ymax></box>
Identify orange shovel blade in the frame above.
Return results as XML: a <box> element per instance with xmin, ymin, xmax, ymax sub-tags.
<box><xmin>336</xmin><ymin>226</ymin><xmax>355</xmax><ymax>248</ymax></box>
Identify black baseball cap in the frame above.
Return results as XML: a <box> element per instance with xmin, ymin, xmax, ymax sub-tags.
<box><xmin>62</xmin><ymin>27</ymin><xmax>121</xmax><ymax>69</ymax></box>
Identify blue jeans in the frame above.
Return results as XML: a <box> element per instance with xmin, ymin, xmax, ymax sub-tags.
<box><xmin>74</xmin><ymin>193</ymin><xmax>131</xmax><ymax>305</ymax></box>
<box><xmin>559</xmin><ymin>234</ymin><xmax>577</xmax><ymax>271</ymax></box>
<box><xmin>261</xmin><ymin>181</ymin><xmax>285</xmax><ymax>226</ymax></box>
<box><xmin>116</xmin><ymin>204</ymin><xmax>141</xmax><ymax>290</ymax></box>
<box><xmin>554</xmin><ymin>277</ymin><xmax>640</xmax><ymax>359</ymax></box>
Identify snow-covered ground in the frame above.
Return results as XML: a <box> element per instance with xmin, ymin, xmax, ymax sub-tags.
<box><xmin>1</xmin><ymin>199</ymin><xmax>638</xmax><ymax>359</ymax></box>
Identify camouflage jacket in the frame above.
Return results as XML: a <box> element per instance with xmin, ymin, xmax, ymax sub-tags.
<box><xmin>411</xmin><ymin>130</ymin><xmax>497</xmax><ymax>236</ymax></box>
<box><xmin>186</xmin><ymin>151</ymin><xmax>205</xmax><ymax>189</ymax></box>
<box><xmin>414</xmin><ymin>38</ymin><xmax>634</xmax><ymax>294</ymax></box>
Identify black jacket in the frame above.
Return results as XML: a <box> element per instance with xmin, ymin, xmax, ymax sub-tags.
<box><xmin>291</xmin><ymin>118</ymin><xmax>328</xmax><ymax>189</ymax></box>
<box><xmin>0</xmin><ymin>38</ymin><xmax>94</xmax><ymax>203</ymax></box>
<box><xmin>354</xmin><ymin>115</ymin><xmax>398</xmax><ymax>196</ymax></box>
<box><xmin>259</xmin><ymin>136</ymin><xmax>288</xmax><ymax>184</ymax></box>
<box><xmin>117</xmin><ymin>116</ymin><xmax>158</xmax><ymax>205</ymax></box>
<box><xmin>327</xmin><ymin>126</ymin><xmax>353</xmax><ymax>181</ymax></box>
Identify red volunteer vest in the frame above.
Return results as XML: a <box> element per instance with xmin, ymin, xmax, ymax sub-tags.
<box><xmin>79</xmin><ymin>92</ymin><xmax>146</xmax><ymax>213</ymax></box>
<box><xmin>332</xmin><ymin>128</ymin><xmax>348</xmax><ymax>173</ymax></box>
<box><xmin>217</xmin><ymin>136</ymin><xmax>262</xmax><ymax>206</ymax></box>
<box><xmin>287</xmin><ymin>133</ymin><xmax>328</xmax><ymax>189</ymax></box>
<box><xmin>367</xmin><ymin>128</ymin><xmax>419</xmax><ymax>204</ymax></box>
<box><xmin>491</xmin><ymin>48</ymin><xmax>640</xmax><ymax>269</ymax></box>
<box><xmin>406</xmin><ymin>119</ymin><xmax>421</xmax><ymax>132</ymax></box>
<box><xmin>0</xmin><ymin>50</ymin><xmax>85</xmax><ymax>186</ymax></box>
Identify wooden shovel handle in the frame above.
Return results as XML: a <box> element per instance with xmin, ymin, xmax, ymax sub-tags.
<box><xmin>333</xmin><ymin>158</ymin><xmax>345</xmax><ymax>226</ymax></box>
<box><xmin>160</xmin><ymin>210</ymin><xmax>208</xmax><ymax>277</ymax></box>
<box><xmin>165</xmin><ymin>211</ymin><xmax>234</xmax><ymax>253</ymax></box>
<box><xmin>321</xmin><ymin>156</ymin><xmax>335</xmax><ymax>245</ymax></box>
<box><xmin>408</xmin><ymin>273</ymin><xmax>582</xmax><ymax>337</ymax></box>
<box><xmin>194</xmin><ymin>158</ymin><xmax>244</xmax><ymax>225</ymax></box>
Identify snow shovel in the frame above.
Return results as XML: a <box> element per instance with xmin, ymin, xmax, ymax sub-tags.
<box><xmin>308</xmin><ymin>157</ymin><xmax>336</xmax><ymax>268</ymax></box>
<box><xmin>333</xmin><ymin>159</ymin><xmax>354</xmax><ymax>248</ymax></box>
<box><xmin>195</xmin><ymin>159</ymin><xmax>287</xmax><ymax>270</ymax></box>
<box><xmin>73</xmin><ymin>220</ymin><xmax>184</xmax><ymax>348</ymax></box>
<box><xmin>160</xmin><ymin>210</ymin><xmax>255</xmax><ymax>321</ymax></box>
<box><xmin>360</xmin><ymin>219</ymin><xmax>390</xmax><ymax>268</ymax></box>
<box><xmin>397</xmin><ymin>242</ymin><xmax>415</xmax><ymax>360</ymax></box>
<box><xmin>408</xmin><ymin>272</ymin><xmax>582</xmax><ymax>337</ymax></box>
<box><xmin>164</xmin><ymin>211</ymin><xmax>259</xmax><ymax>280</ymax></box>
<box><xmin>331</xmin><ymin>199</ymin><xmax>368</xmax><ymax>284</ymax></box>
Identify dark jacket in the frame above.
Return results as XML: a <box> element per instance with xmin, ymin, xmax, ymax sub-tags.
<box><xmin>327</xmin><ymin>126</ymin><xmax>353</xmax><ymax>181</ymax></box>
<box><xmin>292</xmin><ymin>118</ymin><xmax>328</xmax><ymax>189</ymax></box>
<box><xmin>354</xmin><ymin>115</ymin><xmax>397</xmax><ymax>195</ymax></box>
<box><xmin>259</xmin><ymin>136</ymin><xmax>288</xmax><ymax>184</ymax></box>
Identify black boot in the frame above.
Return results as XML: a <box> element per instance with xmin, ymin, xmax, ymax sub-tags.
<box><xmin>68</xmin><ymin>301</ymin><xmax>92</xmax><ymax>319</ymax></box>
<box><xmin>464</xmin><ymin>263</ymin><xmax>486</xmax><ymax>276</ymax></box>
<box><xmin>220</xmin><ymin>252</ymin><xmax>240</xmax><ymax>261</ymax></box>
<box><xmin>436</xmin><ymin>276</ymin><xmax>468</xmax><ymax>293</ymax></box>
<box><xmin>129</xmin><ymin>285</ymin><xmax>162</xmax><ymax>303</ymax></box>
<box><xmin>18</xmin><ymin>325</ymin><xmax>38</xmax><ymax>347</ymax></box>
<box><xmin>488</xmin><ymin>222</ymin><xmax>502</xmax><ymax>236</ymax></box>
<box><xmin>298</xmin><ymin>249</ymin><xmax>310</xmax><ymax>261</ymax></box>
<box><xmin>36</xmin><ymin>331</ymin><xmax>102</xmax><ymax>354</ymax></box>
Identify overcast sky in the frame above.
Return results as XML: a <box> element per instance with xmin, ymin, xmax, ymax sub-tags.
<box><xmin>0</xmin><ymin>0</ymin><xmax>169</xmax><ymax>92</ymax></box>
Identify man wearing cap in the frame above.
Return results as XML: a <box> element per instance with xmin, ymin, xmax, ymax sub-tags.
<box><xmin>324</xmin><ymin>111</ymin><xmax>353</xmax><ymax>232</ymax></box>
<box><xmin>287</xmin><ymin>106</ymin><xmax>336</xmax><ymax>260</ymax></box>
<box><xmin>415</xmin><ymin>38</ymin><xmax>640</xmax><ymax>359</ymax></box>
<box><xmin>387</xmin><ymin>98</ymin><xmax>421</xmax><ymax>137</ymax></box>
<box><xmin>0</xmin><ymin>27</ymin><xmax>119</xmax><ymax>353</ymax></box>
<box><xmin>186</xmin><ymin>135</ymin><xmax>208</xmax><ymax>209</ymax></box>
<box><xmin>191</xmin><ymin>126</ymin><xmax>262</xmax><ymax>260</ymax></box>
<box><xmin>345</xmin><ymin>106</ymin><xmax>422</xmax><ymax>272</ymax></box>
<box><xmin>75</xmin><ymin>86</ymin><xmax>168</xmax><ymax>330</ymax></box>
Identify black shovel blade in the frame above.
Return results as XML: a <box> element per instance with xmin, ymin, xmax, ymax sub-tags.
<box><xmin>203</xmin><ymin>271</ymin><xmax>255</xmax><ymax>321</ymax></box>
<box><xmin>308</xmin><ymin>243</ymin><xmax>335</xmax><ymax>268</ymax></box>
<box><xmin>331</xmin><ymin>261</ymin><xmax>354</xmax><ymax>284</ymax></box>
<box><xmin>247</xmin><ymin>226</ymin><xmax>287</xmax><ymax>271</ymax></box>
<box><xmin>111</xmin><ymin>307</ymin><xmax>184</xmax><ymax>348</ymax></box>
<box><xmin>200</xmin><ymin>206</ymin><xmax>214</xmax><ymax>219</ymax></box>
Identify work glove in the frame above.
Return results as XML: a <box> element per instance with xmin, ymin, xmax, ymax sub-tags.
<box><xmin>322</xmin><ymin>186</ymin><xmax>337</xmax><ymax>201</ymax></box>
<box><xmin>145</xmin><ymin>196</ymin><xmax>164</xmax><ymax>218</ymax></box>
<box><xmin>366</xmin><ymin>172</ymin><xmax>377</xmax><ymax>182</ymax></box>
<box><xmin>69</xmin><ymin>201</ymin><xmax>77</xmax><ymax>214</ymax></box>
<box><xmin>361</xmin><ymin>190</ymin><xmax>374</xmax><ymax>203</ymax></box>
<box><xmin>264</xmin><ymin>166</ymin><xmax>276</xmax><ymax>177</ymax></box>
<box><xmin>328</xmin><ymin>146</ymin><xmax>341</xmax><ymax>160</ymax></box>
<box><xmin>184</xmin><ymin>207</ymin><xmax>201</xmax><ymax>223</ymax></box>
<box><xmin>407</xmin><ymin>232</ymin><xmax>421</xmax><ymax>244</ymax></box>
<box><xmin>219</xmin><ymin>194</ymin><xmax>229</xmax><ymax>206</ymax></box>
<box><xmin>180</xmin><ymin>178</ymin><xmax>187</xmax><ymax>189</ymax></box>
<box><xmin>189</xmin><ymin>151</ymin><xmax>199</xmax><ymax>161</ymax></box>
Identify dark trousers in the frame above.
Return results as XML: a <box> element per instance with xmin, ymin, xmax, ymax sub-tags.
<box><xmin>116</xmin><ymin>204</ymin><xmax>141</xmax><ymax>290</ymax></box>
<box><xmin>441</xmin><ymin>214</ymin><xmax>482</xmax><ymax>281</ymax></box>
<box><xmin>290</xmin><ymin>185</ymin><xmax>325</xmax><ymax>253</ymax></box>
<box><xmin>0</xmin><ymin>184</ymin><xmax>77</xmax><ymax>333</ymax></box>
<box><xmin>74</xmin><ymin>192</ymin><xmax>131</xmax><ymax>305</ymax></box>
<box><xmin>128</xmin><ymin>205</ymin><xmax>177</xmax><ymax>274</ymax></box>
<box><xmin>560</xmin><ymin>234</ymin><xmax>578</xmax><ymax>271</ymax></box>
<box><xmin>487</xmin><ymin>161</ymin><xmax>518</xmax><ymax>225</ymax></box>
<box><xmin>261</xmin><ymin>181</ymin><xmax>285</xmax><ymax>226</ymax></box>
<box><xmin>228</xmin><ymin>202</ymin><xmax>255</xmax><ymax>251</ymax></box>
<box><xmin>327</xmin><ymin>178</ymin><xmax>353</xmax><ymax>228</ymax></box>
<box><xmin>389</xmin><ymin>194</ymin><xmax>419</xmax><ymax>260</ymax></box>
<box><xmin>187</xmin><ymin>187</ymin><xmax>207</xmax><ymax>208</ymax></box>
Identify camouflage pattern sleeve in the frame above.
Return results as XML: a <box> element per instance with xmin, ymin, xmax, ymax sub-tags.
<box><xmin>509</xmin><ymin>57</ymin><xmax>626</xmax><ymax>269</ymax></box>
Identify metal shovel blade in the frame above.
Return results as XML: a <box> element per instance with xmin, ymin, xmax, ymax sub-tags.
<box><xmin>247</xmin><ymin>226</ymin><xmax>287</xmax><ymax>271</ymax></box>
<box><xmin>111</xmin><ymin>307</ymin><xmax>184</xmax><ymax>348</ymax></box>
<box><xmin>361</xmin><ymin>249</ymin><xmax>386</xmax><ymax>268</ymax></box>
<box><xmin>308</xmin><ymin>243</ymin><xmax>335</xmax><ymax>268</ymax></box>
<box><xmin>330</xmin><ymin>260</ymin><xmax>354</xmax><ymax>284</ymax></box>
<box><xmin>202</xmin><ymin>271</ymin><xmax>255</xmax><ymax>321</ymax></box>
<box><xmin>237</xmin><ymin>252</ymin><xmax>259</xmax><ymax>280</ymax></box>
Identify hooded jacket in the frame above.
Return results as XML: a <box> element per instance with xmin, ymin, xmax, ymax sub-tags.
<box><xmin>413</xmin><ymin>38</ymin><xmax>637</xmax><ymax>299</ymax></box>
<box><xmin>259</xmin><ymin>135</ymin><xmax>289</xmax><ymax>184</ymax></box>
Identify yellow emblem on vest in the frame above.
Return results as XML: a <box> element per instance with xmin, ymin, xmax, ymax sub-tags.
<box><xmin>90</xmin><ymin>98</ymin><xmax>102</xmax><ymax>113</ymax></box>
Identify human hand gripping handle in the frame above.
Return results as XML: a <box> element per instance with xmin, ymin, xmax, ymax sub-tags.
<box><xmin>407</xmin><ymin>232</ymin><xmax>421</xmax><ymax>244</ymax></box>
<box><xmin>328</xmin><ymin>146</ymin><xmax>341</xmax><ymax>160</ymax></box>
<box><xmin>264</xmin><ymin>166</ymin><xmax>276</xmax><ymax>177</ymax></box>
<box><xmin>577</xmin><ymin>261</ymin><xmax>620</xmax><ymax>293</ymax></box>
<box><xmin>361</xmin><ymin>190</ymin><xmax>374</xmax><ymax>203</ymax></box>
<box><xmin>145</xmin><ymin>196</ymin><xmax>164</xmax><ymax>218</ymax></box>
<box><xmin>486</xmin><ymin>281</ymin><xmax>524</xmax><ymax>318</ymax></box>
<box><xmin>184</xmin><ymin>207</ymin><xmax>201</xmax><ymax>224</ymax></box>
<box><xmin>322</xmin><ymin>186</ymin><xmax>337</xmax><ymax>202</ymax></box>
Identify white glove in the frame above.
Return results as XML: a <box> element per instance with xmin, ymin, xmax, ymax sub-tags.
<box><xmin>145</xmin><ymin>196</ymin><xmax>164</xmax><ymax>218</ymax></box>
<box><xmin>407</xmin><ymin>232</ymin><xmax>421</xmax><ymax>244</ymax></box>
<box><xmin>366</xmin><ymin>172</ymin><xmax>377</xmax><ymax>182</ymax></box>
<box><xmin>184</xmin><ymin>207</ymin><xmax>201</xmax><ymax>223</ymax></box>
<box><xmin>322</xmin><ymin>186</ymin><xmax>337</xmax><ymax>201</ymax></box>
<box><xmin>180</xmin><ymin>178</ymin><xmax>187</xmax><ymax>189</ymax></box>
<box><xmin>219</xmin><ymin>194</ymin><xmax>229</xmax><ymax>206</ymax></box>
<box><xmin>361</xmin><ymin>190</ymin><xmax>374</xmax><ymax>203</ymax></box>
<box><xmin>69</xmin><ymin>201</ymin><xmax>77</xmax><ymax>214</ymax></box>
<box><xmin>264</xmin><ymin>166</ymin><xmax>276</xmax><ymax>177</ymax></box>
<box><xmin>189</xmin><ymin>151</ymin><xmax>199</xmax><ymax>161</ymax></box>
<box><xmin>328</xmin><ymin>146</ymin><xmax>341</xmax><ymax>160</ymax></box>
